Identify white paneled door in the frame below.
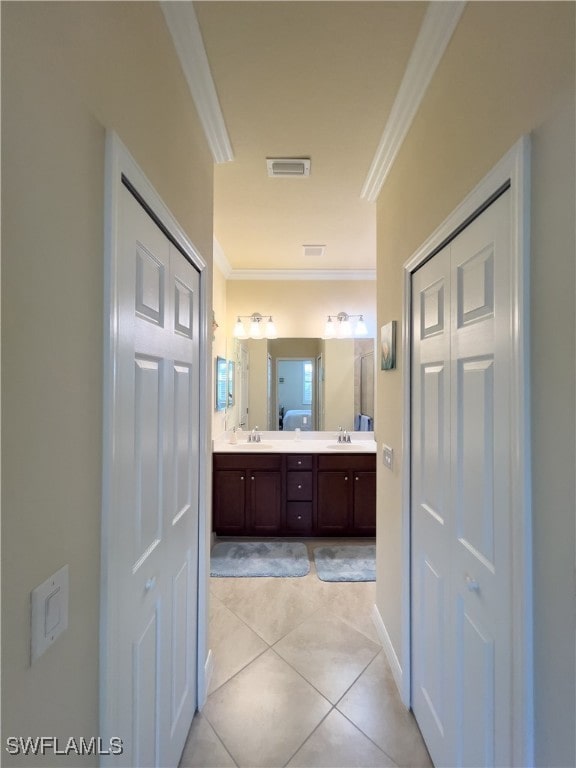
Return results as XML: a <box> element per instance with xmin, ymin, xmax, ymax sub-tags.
<box><xmin>106</xmin><ymin>184</ymin><xmax>200</xmax><ymax>767</ymax></box>
<box><xmin>411</xmin><ymin>191</ymin><xmax>513</xmax><ymax>767</ymax></box>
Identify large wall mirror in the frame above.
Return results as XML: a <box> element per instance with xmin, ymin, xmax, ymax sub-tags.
<box><xmin>229</xmin><ymin>337</ymin><xmax>375</xmax><ymax>432</ymax></box>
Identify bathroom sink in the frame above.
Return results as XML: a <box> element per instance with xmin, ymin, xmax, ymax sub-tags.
<box><xmin>327</xmin><ymin>443</ymin><xmax>370</xmax><ymax>451</ymax></box>
<box><xmin>235</xmin><ymin>442</ymin><xmax>275</xmax><ymax>450</ymax></box>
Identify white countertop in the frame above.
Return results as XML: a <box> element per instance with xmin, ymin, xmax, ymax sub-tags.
<box><xmin>213</xmin><ymin>430</ymin><xmax>376</xmax><ymax>454</ymax></box>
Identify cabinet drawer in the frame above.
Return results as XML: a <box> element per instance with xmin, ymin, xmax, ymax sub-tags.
<box><xmin>317</xmin><ymin>453</ymin><xmax>375</xmax><ymax>471</ymax></box>
<box><xmin>213</xmin><ymin>452</ymin><xmax>282</xmax><ymax>470</ymax></box>
<box><xmin>287</xmin><ymin>472</ymin><xmax>313</xmax><ymax>500</ymax></box>
<box><xmin>286</xmin><ymin>502</ymin><xmax>313</xmax><ymax>532</ymax></box>
<box><xmin>286</xmin><ymin>454</ymin><xmax>313</xmax><ymax>470</ymax></box>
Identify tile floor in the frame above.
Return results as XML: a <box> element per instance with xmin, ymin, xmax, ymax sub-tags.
<box><xmin>180</xmin><ymin>539</ymin><xmax>433</xmax><ymax>768</ymax></box>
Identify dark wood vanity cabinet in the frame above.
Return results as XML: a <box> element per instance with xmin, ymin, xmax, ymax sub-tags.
<box><xmin>212</xmin><ymin>451</ymin><xmax>375</xmax><ymax>536</ymax></box>
<box><xmin>212</xmin><ymin>454</ymin><xmax>282</xmax><ymax>535</ymax></box>
<box><xmin>316</xmin><ymin>454</ymin><xmax>376</xmax><ymax>536</ymax></box>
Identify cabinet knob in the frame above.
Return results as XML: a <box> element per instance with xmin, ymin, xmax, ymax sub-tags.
<box><xmin>251</xmin><ymin>476</ymin><xmax>255</xmax><ymax>481</ymax></box>
<box><xmin>240</xmin><ymin>476</ymin><xmax>244</xmax><ymax>480</ymax></box>
<box><xmin>345</xmin><ymin>476</ymin><xmax>348</xmax><ymax>481</ymax></box>
<box><xmin>297</xmin><ymin>515</ymin><xmax>302</xmax><ymax>520</ymax></box>
<box><xmin>297</xmin><ymin>460</ymin><xmax>302</xmax><ymax>465</ymax></box>
<box><xmin>297</xmin><ymin>484</ymin><xmax>302</xmax><ymax>489</ymax></box>
<box><xmin>355</xmin><ymin>476</ymin><xmax>359</xmax><ymax>481</ymax></box>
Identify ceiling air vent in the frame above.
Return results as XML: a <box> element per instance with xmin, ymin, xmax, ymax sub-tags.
<box><xmin>266</xmin><ymin>158</ymin><xmax>311</xmax><ymax>177</ymax></box>
<box><xmin>303</xmin><ymin>244</ymin><xmax>326</xmax><ymax>258</ymax></box>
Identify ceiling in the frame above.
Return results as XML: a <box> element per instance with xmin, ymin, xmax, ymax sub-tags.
<box><xmin>194</xmin><ymin>1</ymin><xmax>427</xmax><ymax>274</ymax></box>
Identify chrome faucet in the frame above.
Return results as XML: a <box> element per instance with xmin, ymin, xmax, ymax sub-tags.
<box><xmin>248</xmin><ymin>426</ymin><xmax>261</xmax><ymax>443</ymax></box>
<box><xmin>337</xmin><ymin>426</ymin><xmax>351</xmax><ymax>444</ymax></box>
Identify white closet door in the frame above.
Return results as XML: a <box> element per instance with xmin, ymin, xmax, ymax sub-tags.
<box><xmin>412</xmin><ymin>191</ymin><xmax>512</xmax><ymax>768</ymax></box>
<box><xmin>111</xmin><ymin>186</ymin><xmax>200</xmax><ymax>767</ymax></box>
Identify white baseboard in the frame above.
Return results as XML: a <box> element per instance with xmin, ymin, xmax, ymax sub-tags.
<box><xmin>199</xmin><ymin>649</ymin><xmax>213</xmax><ymax>710</ymax></box>
<box><xmin>372</xmin><ymin>603</ymin><xmax>404</xmax><ymax>701</ymax></box>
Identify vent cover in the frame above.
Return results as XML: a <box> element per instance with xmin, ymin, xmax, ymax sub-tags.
<box><xmin>267</xmin><ymin>158</ymin><xmax>311</xmax><ymax>177</ymax></box>
<box><xmin>303</xmin><ymin>244</ymin><xmax>326</xmax><ymax>258</ymax></box>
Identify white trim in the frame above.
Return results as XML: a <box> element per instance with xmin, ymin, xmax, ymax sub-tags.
<box><xmin>213</xmin><ymin>237</ymin><xmax>232</xmax><ymax>279</ymax></box>
<box><xmin>101</xmin><ymin>132</ymin><xmax>211</xmax><ymax>755</ymax></box>
<box><xmin>401</xmin><ymin>136</ymin><xmax>533</xmax><ymax>766</ymax></box>
<box><xmin>371</xmin><ymin>604</ymin><xmax>404</xmax><ymax>700</ymax></box>
<box><xmin>361</xmin><ymin>2</ymin><xmax>466</xmax><ymax>203</ymax></box>
<box><xmin>227</xmin><ymin>268</ymin><xmax>376</xmax><ymax>282</ymax></box>
<box><xmin>161</xmin><ymin>2</ymin><xmax>234</xmax><ymax>164</ymax></box>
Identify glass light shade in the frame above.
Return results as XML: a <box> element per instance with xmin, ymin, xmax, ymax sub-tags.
<box><xmin>249</xmin><ymin>318</ymin><xmax>261</xmax><ymax>338</ymax></box>
<box><xmin>233</xmin><ymin>318</ymin><xmax>246</xmax><ymax>338</ymax></box>
<box><xmin>265</xmin><ymin>317</ymin><xmax>277</xmax><ymax>338</ymax></box>
<box><xmin>339</xmin><ymin>318</ymin><xmax>352</xmax><ymax>338</ymax></box>
<box><xmin>355</xmin><ymin>316</ymin><xmax>368</xmax><ymax>336</ymax></box>
<box><xmin>324</xmin><ymin>318</ymin><xmax>335</xmax><ymax>338</ymax></box>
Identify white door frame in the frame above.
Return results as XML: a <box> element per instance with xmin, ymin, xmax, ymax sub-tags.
<box><xmin>400</xmin><ymin>136</ymin><xmax>533</xmax><ymax>766</ymax></box>
<box><xmin>100</xmin><ymin>132</ymin><xmax>212</xmax><ymax>750</ymax></box>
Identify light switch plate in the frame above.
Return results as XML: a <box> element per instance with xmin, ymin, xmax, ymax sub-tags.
<box><xmin>383</xmin><ymin>445</ymin><xmax>394</xmax><ymax>470</ymax></box>
<box><xmin>31</xmin><ymin>564</ymin><xmax>69</xmax><ymax>663</ymax></box>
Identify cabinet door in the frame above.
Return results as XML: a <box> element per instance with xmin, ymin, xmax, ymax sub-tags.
<box><xmin>353</xmin><ymin>471</ymin><xmax>376</xmax><ymax>534</ymax></box>
<box><xmin>317</xmin><ymin>471</ymin><xmax>350</xmax><ymax>534</ymax></box>
<box><xmin>213</xmin><ymin>470</ymin><xmax>246</xmax><ymax>534</ymax></box>
<box><xmin>249</xmin><ymin>470</ymin><xmax>282</xmax><ymax>534</ymax></box>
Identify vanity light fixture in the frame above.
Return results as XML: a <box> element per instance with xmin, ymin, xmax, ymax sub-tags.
<box><xmin>323</xmin><ymin>312</ymin><xmax>368</xmax><ymax>339</ymax></box>
<box><xmin>233</xmin><ymin>312</ymin><xmax>277</xmax><ymax>340</ymax></box>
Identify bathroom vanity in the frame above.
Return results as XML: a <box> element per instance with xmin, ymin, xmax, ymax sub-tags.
<box><xmin>212</xmin><ymin>433</ymin><xmax>376</xmax><ymax>537</ymax></box>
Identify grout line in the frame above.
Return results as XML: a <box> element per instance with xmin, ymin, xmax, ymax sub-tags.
<box><xmin>334</xmin><ymin>707</ymin><xmax>402</xmax><ymax>768</ymax></box>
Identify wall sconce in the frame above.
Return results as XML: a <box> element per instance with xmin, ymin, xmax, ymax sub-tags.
<box><xmin>233</xmin><ymin>312</ymin><xmax>278</xmax><ymax>340</ymax></box>
<box><xmin>324</xmin><ymin>312</ymin><xmax>368</xmax><ymax>339</ymax></box>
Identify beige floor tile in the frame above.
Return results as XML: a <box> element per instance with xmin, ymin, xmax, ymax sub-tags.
<box><xmin>211</xmin><ymin>575</ymin><xmax>320</xmax><ymax>645</ymax></box>
<box><xmin>337</xmin><ymin>652</ymin><xmax>433</xmax><ymax>768</ymax></box>
<box><xmin>286</xmin><ymin>709</ymin><xmax>398</xmax><ymax>768</ymax></box>
<box><xmin>274</xmin><ymin>609</ymin><xmax>380</xmax><ymax>704</ymax></box>
<box><xmin>179</xmin><ymin>712</ymin><xmax>236</xmax><ymax>768</ymax></box>
<box><xmin>208</xmin><ymin>598</ymin><xmax>268</xmax><ymax>694</ymax></box>
<box><xmin>202</xmin><ymin>649</ymin><xmax>331</xmax><ymax>768</ymax></box>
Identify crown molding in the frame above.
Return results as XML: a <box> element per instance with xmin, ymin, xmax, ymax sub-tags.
<box><xmin>361</xmin><ymin>1</ymin><xmax>466</xmax><ymax>203</ymax></box>
<box><xmin>227</xmin><ymin>268</ymin><xmax>376</xmax><ymax>282</ymax></box>
<box><xmin>161</xmin><ymin>2</ymin><xmax>234</xmax><ymax>164</ymax></box>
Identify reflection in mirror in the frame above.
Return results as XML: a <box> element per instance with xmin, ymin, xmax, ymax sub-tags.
<box><xmin>230</xmin><ymin>338</ymin><xmax>374</xmax><ymax>432</ymax></box>
<box><xmin>215</xmin><ymin>356</ymin><xmax>227</xmax><ymax>411</ymax></box>
<box><xmin>227</xmin><ymin>360</ymin><xmax>235</xmax><ymax>407</ymax></box>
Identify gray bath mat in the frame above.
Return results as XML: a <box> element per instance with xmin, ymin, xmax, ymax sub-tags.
<box><xmin>313</xmin><ymin>544</ymin><xmax>376</xmax><ymax>582</ymax></box>
<box><xmin>210</xmin><ymin>541</ymin><xmax>310</xmax><ymax>577</ymax></box>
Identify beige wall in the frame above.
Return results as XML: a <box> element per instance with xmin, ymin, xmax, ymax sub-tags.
<box><xmin>226</xmin><ymin>280</ymin><xmax>376</xmax><ymax>339</ymax></box>
<box><xmin>1</xmin><ymin>2</ymin><xmax>213</xmax><ymax>763</ymax></box>
<box><xmin>374</xmin><ymin>3</ymin><xmax>575</xmax><ymax>766</ymax></box>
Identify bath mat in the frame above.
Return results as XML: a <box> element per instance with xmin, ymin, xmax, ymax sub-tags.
<box><xmin>313</xmin><ymin>544</ymin><xmax>376</xmax><ymax>582</ymax></box>
<box><xmin>210</xmin><ymin>541</ymin><xmax>310</xmax><ymax>578</ymax></box>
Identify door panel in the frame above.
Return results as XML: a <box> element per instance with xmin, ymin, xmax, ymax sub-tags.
<box><xmin>412</xmin><ymin>191</ymin><xmax>512</xmax><ymax>768</ymax></box>
<box><xmin>133</xmin><ymin>609</ymin><xmax>159</xmax><ymax>768</ymax></box>
<box><xmin>111</xmin><ymin>186</ymin><xmax>200</xmax><ymax>767</ymax></box>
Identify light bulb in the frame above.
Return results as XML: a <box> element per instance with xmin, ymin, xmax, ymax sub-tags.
<box><xmin>233</xmin><ymin>317</ymin><xmax>246</xmax><ymax>338</ymax></box>
<box><xmin>265</xmin><ymin>317</ymin><xmax>277</xmax><ymax>338</ymax></box>
<box><xmin>339</xmin><ymin>317</ymin><xmax>352</xmax><ymax>338</ymax></box>
<box><xmin>249</xmin><ymin>317</ymin><xmax>261</xmax><ymax>338</ymax></box>
<box><xmin>324</xmin><ymin>317</ymin><xmax>335</xmax><ymax>338</ymax></box>
<box><xmin>355</xmin><ymin>316</ymin><xmax>368</xmax><ymax>336</ymax></box>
